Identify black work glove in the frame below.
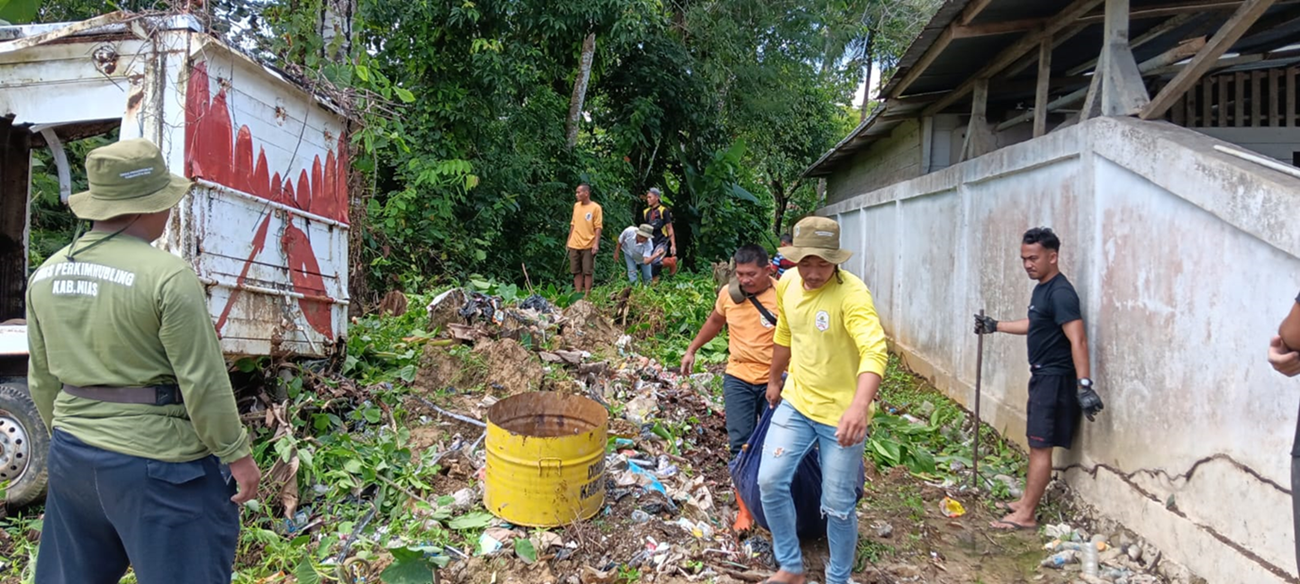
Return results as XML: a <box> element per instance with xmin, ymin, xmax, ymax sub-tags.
<box><xmin>1077</xmin><ymin>387</ymin><xmax>1104</xmax><ymax>421</ymax></box>
<box><xmin>974</xmin><ymin>314</ymin><xmax>998</xmax><ymax>335</ymax></box>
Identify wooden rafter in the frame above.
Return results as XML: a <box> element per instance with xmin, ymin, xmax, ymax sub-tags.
<box><xmin>1067</xmin><ymin>13</ymin><xmax>1196</xmax><ymax>75</ymax></box>
<box><xmin>954</xmin><ymin>18</ymin><xmax>1050</xmax><ymax>39</ymax></box>
<box><xmin>1140</xmin><ymin>0</ymin><xmax>1281</xmax><ymax>119</ymax></box>
<box><xmin>997</xmin><ymin>37</ymin><xmax>1207</xmax><ymax>131</ymax></box>
<box><xmin>1080</xmin><ymin>0</ymin><xmax>1299</xmax><ymax>22</ymax></box>
<box><xmin>887</xmin><ymin>0</ymin><xmax>1012</xmax><ymax>99</ymax></box>
<box><xmin>1002</xmin><ymin>24</ymin><xmax>1088</xmax><ymax>79</ymax></box>
<box><xmin>923</xmin><ymin>0</ymin><xmax>1106</xmax><ymax>116</ymax></box>
<box><xmin>960</xmin><ymin>0</ymin><xmax>996</xmax><ymax>25</ymax></box>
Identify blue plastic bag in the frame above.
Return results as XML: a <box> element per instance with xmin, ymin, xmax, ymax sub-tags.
<box><xmin>728</xmin><ymin>404</ymin><xmax>866</xmax><ymax>540</ymax></box>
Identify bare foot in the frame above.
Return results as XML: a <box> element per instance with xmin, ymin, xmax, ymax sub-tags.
<box><xmin>764</xmin><ymin>569</ymin><xmax>806</xmax><ymax>584</ymax></box>
<box><xmin>990</xmin><ymin>511</ymin><xmax>1037</xmax><ymax>531</ymax></box>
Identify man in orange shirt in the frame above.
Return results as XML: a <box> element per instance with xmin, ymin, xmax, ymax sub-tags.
<box><xmin>681</xmin><ymin>245</ymin><xmax>778</xmax><ymax>455</ymax></box>
<box><xmin>566</xmin><ymin>183</ymin><xmax>603</xmax><ymax>294</ymax></box>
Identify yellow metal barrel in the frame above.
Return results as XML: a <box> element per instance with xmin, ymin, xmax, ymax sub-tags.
<box><xmin>484</xmin><ymin>392</ymin><xmax>608</xmax><ymax>527</ymax></box>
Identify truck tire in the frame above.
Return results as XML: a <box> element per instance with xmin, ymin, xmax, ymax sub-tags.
<box><xmin>0</xmin><ymin>380</ymin><xmax>48</xmax><ymax>507</ymax></box>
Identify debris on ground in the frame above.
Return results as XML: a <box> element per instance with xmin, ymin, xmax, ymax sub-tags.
<box><xmin>0</xmin><ymin>282</ymin><xmax>1197</xmax><ymax>583</ymax></box>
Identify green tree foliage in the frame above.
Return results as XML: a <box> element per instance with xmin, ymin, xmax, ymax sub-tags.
<box><xmin>26</xmin><ymin>0</ymin><xmax>940</xmax><ymax>295</ymax></box>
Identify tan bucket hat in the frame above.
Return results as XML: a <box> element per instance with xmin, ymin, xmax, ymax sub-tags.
<box><xmin>780</xmin><ymin>216</ymin><xmax>853</xmax><ymax>264</ymax></box>
<box><xmin>68</xmin><ymin>138</ymin><xmax>192</xmax><ymax>221</ymax></box>
<box><xmin>636</xmin><ymin>224</ymin><xmax>654</xmax><ymax>239</ymax></box>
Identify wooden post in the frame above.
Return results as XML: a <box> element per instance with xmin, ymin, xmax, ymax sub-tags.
<box><xmin>1287</xmin><ymin>66</ymin><xmax>1297</xmax><ymax>126</ymax></box>
<box><xmin>1253</xmin><ymin>70</ymin><xmax>1263</xmax><ymax>126</ymax></box>
<box><xmin>1271</xmin><ymin>68</ymin><xmax>1282</xmax><ymax>126</ymax></box>
<box><xmin>1034</xmin><ymin>40</ymin><xmax>1052</xmax><ymax>137</ymax></box>
<box><xmin>961</xmin><ymin>80</ymin><xmax>994</xmax><ymax>161</ymax></box>
<box><xmin>1101</xmin><ymin>0</ymin><xmax>1151</xmax><ymax>116</ymax></box>
<box><xmin>1236</xmin><ymin>72</ymin><xmax>1246</xmax><ymax>126</ymax></box>
<box><xmin>1140</xmin><ymin>0</ymin><xmax>1280</xmax><ymax>120</ymax></box>
<box><xmin>1202</xmin><ymin>77</ymin><xmax>1213</xmax><ymax>126</ymax></box>
<box><xmin>1218</xmin><ymin>74</ymin><xmax>1229</xmax><ymax>127</ymax></box>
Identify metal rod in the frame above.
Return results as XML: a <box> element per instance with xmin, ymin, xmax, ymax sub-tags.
<box><xmin>973</xmin><ymin>308</ymin><xmax>985</xmax><ymax>490</ymax></box>
<box><xmin>1213</xmin><ymin>144</ymin><xmax>1300</xmax><ymax>180</ymax></box>
<box><xmin>417</xmin><ymin>397</ymin><xmax>488</xmax><ymax>428</ymax></box>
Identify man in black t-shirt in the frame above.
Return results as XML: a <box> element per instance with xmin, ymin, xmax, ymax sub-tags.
<box><xmin>1266</xmin><ymin>292</ymin><xmax>1300</xmax><ymax>573</ymax></box>
<box><xmin>641</xmin><ymin>188</ymin><xmax>677</xmax><ymax>279</ymax></box>
<box><xmin>974</xmin><ymin>227</ymin><xmax>1104</xmax><ymax>531</ymax></box>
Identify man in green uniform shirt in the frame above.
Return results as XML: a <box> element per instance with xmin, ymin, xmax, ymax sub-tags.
<box><xmin>26</xmin><ymin>139</ymin><xmax>261</xmax><ymax>583</ymax></box>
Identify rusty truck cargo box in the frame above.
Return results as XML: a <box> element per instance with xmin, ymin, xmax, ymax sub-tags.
<box><xmin>0</xmin><ymin>13</ymin><xmax>351</xmax><ymax>357</ymax></box>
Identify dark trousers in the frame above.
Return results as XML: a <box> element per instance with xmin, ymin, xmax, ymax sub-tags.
<box><xmin>723</xmin><ymin>374</ymin><xmax>767</xmax><ymax>457</ymax></box>
<box><xmin>35</xmin><ymin>430</ymin><xmax>240</xmax><ymax>584</ymax></box>
<box><xmin>1293</xmin><ymin>457</ymin><xmax>1300</xmax><ymax>575</ymax></box>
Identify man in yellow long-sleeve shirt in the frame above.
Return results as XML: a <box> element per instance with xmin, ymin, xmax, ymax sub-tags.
<box><xmin>27</xmin><ymin>139</ymin><xmax>260</xmax><ymax>584</ymax></box>
<box><xmin>758</xmin><ymin>216</ymin><xmax>887</xmax><ymax>584</ymax></box>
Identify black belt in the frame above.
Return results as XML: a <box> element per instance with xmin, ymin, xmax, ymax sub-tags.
<box><xmin>62</xmin><ymin>383</ymin><xmax>183</xmax><ymax>406</ymax></box>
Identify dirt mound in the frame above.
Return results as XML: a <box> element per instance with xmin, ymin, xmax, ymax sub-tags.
<box><xmin>473</xmin><ymin>338</ymin><xmax>544</xmax><ymax>395</ymax></box>
<box><xmin>413</xmin><ymin>344</ymin><xmax>481</xmax><ymax>394</ymax></box>
<box><xmin>560</xmin><ymin>300</ymin><xmax>620</xmax><ymax>353</ymax></box>
<box><xmin>412</xmin><ymin>338</ymin><xmax>543</xmax><ymax>397</ymax></box>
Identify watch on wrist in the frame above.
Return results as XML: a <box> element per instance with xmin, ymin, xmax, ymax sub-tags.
<box><xmin>1077</xmin><ymin>378</ymin><xmax>1093</xmax><ymax>389</ymax></box>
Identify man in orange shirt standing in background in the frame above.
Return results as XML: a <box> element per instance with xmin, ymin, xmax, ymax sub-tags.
<box><xmin>567</xmin><ymin>183</ymin><xmax>603</xmax><ymax>294</ymax></box>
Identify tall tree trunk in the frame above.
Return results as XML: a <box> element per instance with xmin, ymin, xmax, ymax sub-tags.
<box><xmin>320</xmin><ymin>0</ymin><xmax>356</xmax><ymax>63</ymax></box>
<box><xmin>565</xmin><ymin>32</ymin><xmax>597</xmax><ymax>149</ymax></box>
<box><xmin>771</xmin><ymin>176</ymin><xmax>802</xmax><ymax>235</ymax></box>
<box><xmin>771</xmin><ymin>176</ymin><xmax>786</xmax><ymax>236</ymax></box>
<box><xmin>859</xmin><ymin>32</ymin><xmax>876</xmax><ymax>122</ymax></box>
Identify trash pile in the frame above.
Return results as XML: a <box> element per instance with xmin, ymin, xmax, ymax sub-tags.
<box><xmin>412</xmin><ymin>288</ymin><xmax>777</xmax><ymax>583</ymax></box>
<box><xmin>1034</xmin><ymin>522</ymin><xmax>1197</xmax><ymax>584</ymax></box>
<box><xmin>400</xmin><ymin>286</ymin><xmax>1200</xmax><ymax>584</ymax></box>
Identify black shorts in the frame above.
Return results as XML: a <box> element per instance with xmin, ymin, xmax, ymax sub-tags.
<box><xmin>1025</xmin><ymin>374</ymin><xmax>1080</xmax><ymax>449</ymax></box>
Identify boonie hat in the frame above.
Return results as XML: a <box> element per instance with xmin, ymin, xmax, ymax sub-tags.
<box><xmin>636</xmin><ymin>224</ymin><xmax>654</xmax><ymax>239</ymax></box>
<box><xmin>68</xmin><ymin>138</ymin><xmax>192</xmax><ymax>221</ymax></box>
<box><xmin>780</xmin><ymin>216</ymin><xmax>853</xmax><ymax>264</ymax></box>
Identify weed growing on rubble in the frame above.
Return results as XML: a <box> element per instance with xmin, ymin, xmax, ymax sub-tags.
<box><xmin>870</xmin><ymin>355</ymin><xmax>1026</xmax><ymax>490</ymax></box>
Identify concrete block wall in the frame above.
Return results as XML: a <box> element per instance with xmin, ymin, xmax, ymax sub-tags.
<box><xmin>826</xmin><ymin>120</ymin><xmax>923</xmax><ymax>206</ymax></box>
<box><xmin>819</xmin><ymin>116</ymin><xmax>1300</xmax><ymax>584</ymax></box>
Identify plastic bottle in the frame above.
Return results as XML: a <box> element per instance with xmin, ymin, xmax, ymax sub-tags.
<box><xmin>1040</xmin><ymin>550</ymin><xmax>1077</xmax><ymax>569</ymax></box>
<box><xmin>631</xmin><ymin>509</ymin><xmax>651</xmax><ymax>523</ymax></box>
<box><xmin>1081</xmin><ymin>540</ymin><xmax>1099</xmax><ymax>576</ymax></box>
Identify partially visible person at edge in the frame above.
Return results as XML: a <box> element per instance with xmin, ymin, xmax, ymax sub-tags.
<box><xmin>566</xmin><ymin>183</ymin><xmax>603</xmax><ymax>294</ymax></box>
<box><xmin>758</xmin><ymin>216</ymin><xmax>887</xmax><ymax>584</ymax></box>
<box><xmin>974</xmin><ymin>227</ymin><xmax>1103</xmax><ymax>532</ymax></box>
<box><xmin>1266</xmin><ymin>292</ymin><xmax>1300</xmax><ymax>573</ymax></box>
<box><xmin>26</xmin><ymin>138</ymin><xmax>261</xmax><ymax>584</ymax></box>
<box><xmin>771</xmin><ymin>233</ymin><xmax>795</xmax><ymax>278</ymax></box>
<box><xmin>641</xmin><ymin>187</ymin><xmax>677</xmax><ymax>281</ymax></box>
<box><xmin>680</xmin><ymin>245</ymin><xmax>779</xmax><ymax>531</ymax></box>
<box><xmin>614</xmin><ymin>224</ymin><xmax>659</xmax><ymax>285</ymax></box>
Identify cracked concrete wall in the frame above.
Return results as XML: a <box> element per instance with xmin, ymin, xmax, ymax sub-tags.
<box><xmin>819</xmin><ymin>116</ymin><xmax>1300</xmax><ymax>584</ymax></box>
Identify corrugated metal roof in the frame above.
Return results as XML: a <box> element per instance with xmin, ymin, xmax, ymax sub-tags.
<box><xmin>805</xmin><ymin>0</ymin><xmax>1300</xmax><ymax>178</ymax></box>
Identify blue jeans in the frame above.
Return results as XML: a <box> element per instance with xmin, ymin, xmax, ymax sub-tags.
<box><xmin>624</xmin><ymin>252</ymin><xmax>652</xmax><ymax>284</ymax></box>
<box><xmin>757</xmin><ymin>400</ymin><xmax>866</xmax><ymax>584</ymax></box>
<box><xmin>723</xmin><ymin>374</ymin><xmax>766</xmax><ymax>456</ymax></box>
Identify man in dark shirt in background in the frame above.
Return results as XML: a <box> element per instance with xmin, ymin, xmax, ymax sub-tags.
<box><xmin>974</xmin><ymin>227</ymin><xmax>1103</xmax><ymax>530</ymax></box>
